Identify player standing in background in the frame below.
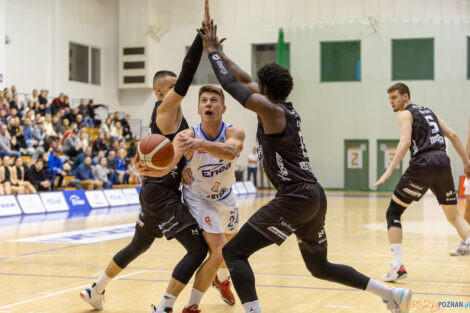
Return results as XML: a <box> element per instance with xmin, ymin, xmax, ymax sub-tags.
<box><xmin>450</xmin><ymin>117</ymin><xmax>470</xmax><ymax>255</ymax></box>
<box><xmin>196</xmin><ymin>18</ymin><xmax>412</xmax><ymax>313</ymax></box>
<box><xmin>374</xmin><ymin>83</ymin><xmax>470</xmax><ymax>281</ymax></box>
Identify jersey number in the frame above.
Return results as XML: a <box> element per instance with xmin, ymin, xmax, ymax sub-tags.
<box><xmin>424</xmin><ymin>115</ymin><xmax>439</xmax><ymax>134</ymax></box>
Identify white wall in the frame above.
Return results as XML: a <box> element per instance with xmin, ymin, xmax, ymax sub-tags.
<box><xmin>4</xmin><ymin>0</ymin><xmax>119</xmax><ymax>106</ymax></box>
<box><xmin>0</xmin><ymin>0</ymin><xmax>5</xmax><ymax>88</ymax></box>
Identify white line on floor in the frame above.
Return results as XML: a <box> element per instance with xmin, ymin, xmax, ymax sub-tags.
<box><xmin>324</xmin><ymin>305</ymin><xmax>355</xmax><ymax>309</ymax></box>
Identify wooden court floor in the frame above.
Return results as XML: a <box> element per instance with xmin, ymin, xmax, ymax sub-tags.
<box><xmin>1</xmin><ymin>191</ymin><xmax>470</xmax><ymax>313</ymax></box>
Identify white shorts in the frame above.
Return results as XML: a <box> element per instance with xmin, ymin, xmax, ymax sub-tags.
<box><xmin>465</xmin><ymin>178</ymin><xmax>470</xmax><ymax>196</ymax></box>
<box><xmin>183</xmin><ymin>187</ymin><xmax>239</xmax><ymax>234</ymax></box>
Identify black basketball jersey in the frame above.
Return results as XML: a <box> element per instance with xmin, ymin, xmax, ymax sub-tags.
<box><xmin>405</xmin><ymin>104</ymin><xmax>446</xmax><ymax>161</ymax></box>
<box><xmin>143</xmin><ymin>101</ymin><xmax>189</xmax><ymax>188</ymax></box>
<box><xmin>256</xmin><ymin>102</ymin><xmax>317</xmax><ymax>190</ymax></box>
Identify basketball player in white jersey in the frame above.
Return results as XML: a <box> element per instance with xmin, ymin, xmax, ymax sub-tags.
<box><xmin>450</xmin><ymin>117</ymin><xmax>470</xmax><ymax>255</ymax></box>
<box><xmin>138</xmin><ymin>85</ymin><xmax>245</xmax><ymax>312</ymax></box>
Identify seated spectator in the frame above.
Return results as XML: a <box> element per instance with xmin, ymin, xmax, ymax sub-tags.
<box><xmin>116</xmin><ymin>149</ymin><xmax>129</xmax><ymax>184</ymax></box>
<box><xmin>28</xmin><ymin>89</ymin><xmax>38</xmax><ymax>103</ymax></box>
<box><xmin>99</xmin><ymin>116</ymin><xmax>112</xmax><ymax>136</ymax></box>
<box><xmin>26</xmin><ymin>158</ymin><xmax>51</xmax><ymax>191</ymax></box>
<box><xmin>63</xmin><ymin>129</ymin><xmax>82</xmax><ymax>158</ymax></box>
<box><xmin>127</xmin><ymin>162</ymin><xmax>142</xmax><ymax>184</ymax></box>
<box><xmin>126</xmin><ymin>135</ymin><xmax>139</xmax><ymax>162</ymax></box>
<box><xmin>61</xmin><ymin>117</ymin><xmax>71</xmax><ymax>133</ymax></box>
<box><xmin>72</xmin><ymin>146</ymin><xmax>92</xmax><ymax>172</ymax></box>
<box><xmin>0</xmin><ymin>124</ymin><xmax>20</xmax><ymax>159</ymax></box>
<box><xmin>113</xmin><ymin>111</ymin><xmax>120</xmax><ymax>123</ymax></box>
<box><xmin>22</xmin><ymin>117</ymin><xmax>36</xmax><ymax>156</ymax></box>
<box><xmin>67</xmin><ymin>107</ymin><xmax>80</xmax><ymax>124</ymax></box>
<box><xmin>11</xmin><ymin>157</ymin><xmax>36</xmax><ymax>193</ymax></box>
<box><xmin>93</xmin><ymin>157</ymin><xmax>112</xmax><ymax>189</ymax></box>
<box><xmin>51</xmin><ymin>93</ymin><xmax>64</xmax><ymax>115</ymax></box>
<box><xmin>78</xmin><ymin>130</ymin><xmax>89</xmax><ymax>152</ymax></box>
<box><xmin>38</xmin><ymin>89</ymin><xmax>48</xmax><ymax>106</ymax></box>
<box><xmin>110</xmin><ymin>120</ymin><xmax>123</xmax><ymax>141</ymax></box>
<box><xmin>8</xmin><ymin>117</ymin><xmax>26</xmax><ymax>153</ymax></box>
<box><xmin>48</xmin><ymin>147</ymin><xmax>66</xmax><ymax>188</ymax></box>
<box><xmin>52</xmin><ymin>114</ymin><xmax>62</xmax><ymax>136</ymax></box>
<box><xmin>75</xmin><ymin>114</ymin><xmax>84</xmax><ymax>129</ymax></box>
<box><xmin>33</xmin><ymin>120</ymin><xmax>47</xmax><ymax>146</ymax></box>
<box><xmin>92</xmin><ymin>150</ymin><xmax>105</xmax><ymax>166</ymax></box>
<box><xmin>9</xmin><ymin>94</ymin><xmax>24</xmax><ymax>116</ymax></box>
<box><xmin>75</xmin><ymin>155</ymin><xmax>102</xmax><ymax>190</ymax></box>
<box><xmin>43</xmin><ymin>114</ymin><xmax>57</xmax><ymax>137</ymax></box>
<box><xmin>106</xmin><ymin>149</ymin><xmax>119</xmax><ymax>185</ymax></box>
<box><xmin>0</xmin><ymin>108</ymin><xmax>8</xmax><ymax>124</ymax></box>
<box><xmin>121</xmin><ymin>114</ymin><xmax>132</xmax><ymax>141</ymax></box>
<box><xmin>86</xmin><ymin>99</ymin><xmax>96</xmax><ymax>126</ymax></box>
<box><xmin>0</xmin><ymin>155</ymin><xmax>23</xmax><ymax>194</ymax></box>
<box><xmin>92</xmin><ymin>132</ymin><xmax>107</xmax><ymax>156</ymax></box>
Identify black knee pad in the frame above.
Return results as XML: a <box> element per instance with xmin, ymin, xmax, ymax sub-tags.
<box><xmin>172</xmin><ymin>226</ymin><xmax>208</xmax><ymax>284</ymax></box>
<box><xmin>386</xmin><ymin>199</ymin><xmax>407</xmax><ymax>229</ymax></box>
<box><xmin>113</xmin><ymin>229</ymin><xmax>155</xmax><ymax>268</ymax></box>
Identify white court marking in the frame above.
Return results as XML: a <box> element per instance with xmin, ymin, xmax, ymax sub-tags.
<box><xmin>324</xmin><ymin>305</ymin><xmax>355</xmax><ymax>309</ymax></box>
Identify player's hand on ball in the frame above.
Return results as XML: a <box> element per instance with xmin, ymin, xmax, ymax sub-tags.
<box><xmin>182</xmin><ymin>168</ymin><xmax>195</xmax><ymax>185</ymax></box>
<box><xmin>177</xmin><ymin>136</ymin><xmax>203</xmax><ymax>155</ymax></box>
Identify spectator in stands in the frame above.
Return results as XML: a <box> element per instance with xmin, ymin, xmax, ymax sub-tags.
<box><xmin>22</xmin><ymin>117</ymin><xmax>36</xmax><ymax>155</ymax></box>
<box><xmin>106</xmin><ymin>149</ymin><xmax>119</xmax><ymax>185</ymax></box>
<box><xmin>2</xmin><ymin>88</ymin><xmax>11</xmax><ymax>102</ymax></box>
<box><xmin>10</xmin><ymin>85</ymin><xmax>16</xmax><ymax>95</ymax></box>
<box><xmin>99</xmin><ymin>116</ymin><xmax>112</xmax><ymax>136</ymax></box>
<box><xmin>78</xmin><ymin>130</ymin><xmax>89</xmax><ymax>151</ymax></box>
<box><xmin>48</xmin><ymin>147</ymin><xmax>66</xmax><ymax>189</ymax></box>
<box><xmin>110</xmin><ymin>120</ymin><xmax>123</xmax><ymax>140</ymax></box>
<box><xmin>24</xmin><ymin>101</ymin><xmax>35</xmax><ymax>117</ymax></box>
<box><xmin>75</xmin><ymin>155</ymin><xmax>102</xmax><ymax>190</ymax></box>
<box><xmin>121</xmin><ymin>114</ymin><xmax>132</xmax><ymax>141</ymax></box>
<box><xmin>126</xmin><ymin>135</ymin><xmax>139</xmax><ymax>162</ymax></box>
<box><xmin>8</xmin><ymin>117</ymin><xmax>25</xmax><ymax>153</ymax></box>
<box><xmin>113</xmin><ymin>111</ymin><xmax>120</xmax><ymax>123</ymax></box>
<box><xmin>10</xmin><ymin>94</ymin><xmax>24</xmax><ymax>115</ymax></box>
<box><xmin>28</xmin><ymin>89</ymin><xmax>38</xmax><ymax>103</ymax></box>
<box><xmin>63</xmin><ymin>129</ymin><xmax>81</xmax><ymax>158</ymax></box>
<box><xmin>92</xmin><ymin>132</ymin><xmax>107</xmax><ymax>156</ymax></box>
<box><xmin>116</xmin><ymin>148</ymin><xmax>129</xmax><ymax>184</ymax></box>
<box><xmin>9</xmin><ymin>107</ymin><xmax>19</xmax><ymax>120</ymax></box>
<box><xmin>0</xmin><ymin>124</ymin><xmax>20</xmax><ymax>159</ymax></box>
<box><xmin>52</xmin><ymin>114</ymin><xmax>62</xmax><ymax>136</ymax></box>
<box><xmin>51</xmin><ymin>93</ymin><xmax>64</xmax><ymax>115</ymax></box>
<box><xmin>68</xmin><ymin>107</ymin><xmax>80</xmax><ymax>124</ymax></box>
<box><xmin>26</xmin><ymin>158</ymin><xmax>50</xmax><ymax>191</ymax></box>
<box><xmin>33</xmin><ymin>119</ymin><xmax>46</xmax><ymax>146</ymax></box>
<box><xmin>38</xmin><ymin>90</ymin><xmax>48</xmax><ymax>106</ymax></box>
<box><xmin>61</xmin><ymin>117</ymin><xmax>71</xmax><ymax>134</ymax></box>
<box><xmin>43</xmin><ymin>114</ymin><xmax>57</xmax><ymax>137</ymax></box>
<box><xmin>118</xmin><ymin>139</ymin><xmax>126</xmax><ymax>151</ymax></box>
<box><xmin>92</xmin><ymin>150</ymin><xmax>105</xmax><ymax>166</ymax></box>
<box><xmin>11</xmin><ymin>157</ymin><xmax>36</xmax><ymax>194</ymax></box>
<box><xmin>86</xmin><ymin>99</ymin><xmax>96</xmax><ymax>126</ymax></box>
<box><xmin>72</xmin><ymin>146</ymin><xmax>92</xmax><ymax>172</ymax></box>
<box><xmin>128</xmin><ymin>161</ymin><xmax>142</xmax><ymax>184</ymax></box>
<box><xmin>0</xmin><ymin>109</ymin><xmax>7</xmax><ymax>124</ymax></box>
<box><xmin>108</xmin><ymin>139</ymin><xmax>119</xmax><ymax>155</ymax></box>
<box><xmin>79</xmin><ymin>99</ymin><xmax>87</xmax><ymax>116</ymax></box>
<box><xmin>62</xmin><ymin>95</ymin><xmax>70</xmax><ymax>111</ymax></box>
<box><xmin>0</xmin><ymin>155</ymin><xmax>23</xmax><ymax>194</ymax></box>
<box><xmin>94</xmin><ymin>157</ymin><xmax>112</xmax><ymax>189</ymax></box>
<box><xmin>75</xmin><ymin>114</ymin><xmax>84</xmax><ymax>129</ymax></box>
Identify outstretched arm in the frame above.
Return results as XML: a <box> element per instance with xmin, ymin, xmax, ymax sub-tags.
<box><xmin>177</xmin><ymin>127</ymin><xmax>245</xmax><ymax>160</ymax></box>
<box><xmin>374</xmin><ymin>110</ymin><xmax>412</xmax><ymax>188</ymax></box>
<box><xmin>218</xmin><ymin>51</ymin><xmax>259</xmax><ymax>93</ymax></box>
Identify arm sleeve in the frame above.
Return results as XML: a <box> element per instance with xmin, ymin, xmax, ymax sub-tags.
<box><xmin>207</xmin><ymin>52</ymin><xmax>254</xmax><ymax>106</ymax></box>
<box><xmin>173</xmin><ymin>34</ymin><xmax>204</xmax><ymax>97</ymax></box>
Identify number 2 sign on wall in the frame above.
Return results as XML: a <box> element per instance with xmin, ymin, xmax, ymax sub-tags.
<box><xmin>347</xmin><ymin>147</ymin><xmax>363</xmax><ymax>169</ymax></box>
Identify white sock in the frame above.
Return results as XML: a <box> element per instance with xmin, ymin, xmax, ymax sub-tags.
<box><xmin>243</xmin><ymin>300</ymin><xmax>262</xmax><ymax>313</ymax></box>
<box><xmin>95</xmin><ymin>272</ymin><xmax>112</xmax><ymax>294</ymax></box>
<box><xmin>366</xmin><ymin>279</ymin><xmax>393</xmax><ymax>301</ymax></box>
<box><xmin>217</xmin><ymin>268</ymin><xmax>230</xmax><ymax>282</ymax></box>
<box><xmin>157</xmin><ymin>292</ymin><xmax>177</xmax><ymax>310</ymax></box>
<box><xmin>186</xmin><ymin>288</ymin><xmax>204</xmax><ymax>307</ymax></box>
<box><xmin>390</xmin><ymin>243</ymin><xmax>402</xmax><ymax>266</ymax></box>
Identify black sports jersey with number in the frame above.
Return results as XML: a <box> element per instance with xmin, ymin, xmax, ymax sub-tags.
<box><xmin>405</xmin><ymin>104</ymin><xmax>446</xmax><ymax>162</ymax></box>
<box><xmin>143</xmin><ymin>101</ymin><xmax>189</xmax><ymax>188</ymax></box>
<box><xmin>256</xmin><ymin>102</ymin><xmax>317</xmax><ymax>190</ymax></box>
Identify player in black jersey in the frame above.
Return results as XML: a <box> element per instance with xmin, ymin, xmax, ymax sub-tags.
<box><xmin>196</xmin><ymin>20</ymin><xmax>412</xmax><ymax>313</ymax></box>
<box><xmin>375</xmin><ymin>83</ymin><xmax>470</xmax><ymax>282</ymax></box>
<box><xmin>80</xmin><ymin>8</ymin><xmax>212</xmax><ymax>313</ymax></box>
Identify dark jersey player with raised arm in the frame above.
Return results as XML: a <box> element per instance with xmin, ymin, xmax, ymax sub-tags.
<box><xmin>197</xmin><ymin>19</ymin><xmax>412</xmax><ymax>313</ymax></box>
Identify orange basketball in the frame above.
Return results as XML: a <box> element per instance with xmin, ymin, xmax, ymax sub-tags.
<box><xmin>138</xmin><ymin>134</ymin><xmax>174</xmax><ymax>170</ymax></box>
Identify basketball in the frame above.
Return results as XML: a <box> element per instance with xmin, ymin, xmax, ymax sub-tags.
<box><xmin>137</xmin><ymin>134</ymin><xmax>174</xmax><ymax>170</ymax></box>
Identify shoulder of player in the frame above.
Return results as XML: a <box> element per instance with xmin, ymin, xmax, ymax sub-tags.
<box><xmin>174</xmin><ymin>127</ymin><xmax>194</xmax><ymax>140</ymax></box>
<box><xmin>397</xmin><ymin>109</ymin><xmax>413</xmax><ymax>124</ymax></box>
<box><xmin>225</xmin><ymin>126</ymin><xmax>245</xmax><ymax>139</ymax></box>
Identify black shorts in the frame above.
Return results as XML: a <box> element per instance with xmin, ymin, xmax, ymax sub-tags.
<box><xmin>137</xmin><ymin>182</ymin><xmax>197</xmax><ymax>240</ymax></box>
<box><xmin>394</xmin><ymin>152</ymin><xmax>457</xmax><ymax>205</ymax></box>
<box><xmin>248</xmin><ymin>181</ymin><xmax>327</xmax><ymax>254</ymax></box>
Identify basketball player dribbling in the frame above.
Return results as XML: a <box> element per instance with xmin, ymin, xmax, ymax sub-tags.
<box><xmin>195</xmin><ymin>17</ymin><xmax>412</xmax><ymax>313</ymax></box>
<box><xmin>374</xmin><ymin>83</ymin><xmax>470</xmax><ymax>281</ymax></box>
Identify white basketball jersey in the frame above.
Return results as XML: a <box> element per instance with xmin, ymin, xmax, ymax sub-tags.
<box><xmin>183</xmin><ymin>122</ymin><xmax>237</xmax><ymax>201</ymax></box>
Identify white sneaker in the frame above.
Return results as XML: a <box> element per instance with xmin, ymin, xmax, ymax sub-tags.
<box><xmin>80</xmin><ymin>282</ymin><xmax>105</xmax><ymax>310</ymax></box>
<box><xmin>151</xmin><ymin>304</ymin><xmax>173</xmax><ymax>313</ymax></box>
<box><xmin>449</xmin><ymin>241</ymin><xmax>470</xmax><ymax>256</ymax></box>
<box><xmin>383</xmin><ymin>288</ymin><xmax>412</xmax><ymax>313</ymax></box>
<box><xmin>382</xmin><ymin>263</ymin><xmax>407</xmax><ymax>282</ymax></box>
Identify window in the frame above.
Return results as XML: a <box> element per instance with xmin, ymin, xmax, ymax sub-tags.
<box><xmin>251</xmin><ymin>43</ymin><xmax>290</xmax><ymax>79</ymax></box>
<box><xmin>186</xmin><ymin>47</ymin><xmax>223</xmax><ymax>85</ymax></box>
<box><xmin>69</xmin><ymin>42</ymin><xmax>101</xmax><ymax>85</ymax></box>
<box><xmin>467</xmin><ymin>37</ymin><xmax>470</xmax><ymax>80</ymax></box>
<box><xmin>321</xmin><ymin>41</ymin><xmax>360</xmax><ymax>82</ymax></box>
<box><xmin>392</xmin><ymin>38</ymin><xmax>434</xmax><ymax>80</ymax></box>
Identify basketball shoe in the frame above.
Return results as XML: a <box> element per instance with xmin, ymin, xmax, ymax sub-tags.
<box><xmin>212</xmin><ymin>276</ymin><xmax>235</xmax><ymax>305</ymax></box>
<box><xmin>151</xmin><ymin>304</ymin><xmax>173</xmax><ymax>313</ymax></box>
<box><xmin>449</xmin><ymin>241</ymin><xmax>470</xmax><ymax>256</ymax></box>
<box><xmin>382</xmin><ymin>263</ymin><xmax>407</xmax><ymax>282</ymax></box>
<box><xmin>383</xmin><ymin>288</ymin><xmax>412</xmax><ymax>313</ymax></box>
<box><xmin>182</xmin><ymin>305</ymin><xmax>200</xmax><ymax>313</ymax></box>
<box><xmin>80</xmin><ymin>282</ymin><xmax>105</xmax><ymax>310</ymax></box>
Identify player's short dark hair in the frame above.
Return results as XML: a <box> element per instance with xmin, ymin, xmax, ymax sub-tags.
<box><xmin>257</xmin><ymin>63</ymin><xmax>293</xmax><ymax>102</ymax></box>
<box><xmin>387</xmin><ymin>83</ymin><xmax>410</xmax><ymax>98</ymax></box>
<box><xmin>153</xmin><ymin>70</ymin><xmax>177</xmax><ymax>87</ymax></box>
<box><xmin>198</xmin><ymin>85</ymin><xmax>225</xmax><ymax>105</ymax></box>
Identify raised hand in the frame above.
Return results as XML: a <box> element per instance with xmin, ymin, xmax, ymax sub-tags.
<box><xmin>197</xmin><ymin>19</ymin><xmax>226</xmax><ymax>53</ymax></box>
